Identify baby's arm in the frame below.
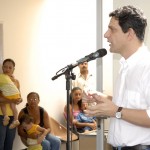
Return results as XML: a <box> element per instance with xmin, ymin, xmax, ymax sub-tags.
<box><xmin>37</xmin><ymin>126</ymin><xmax>50</xmax><ymax>144</ymax></box>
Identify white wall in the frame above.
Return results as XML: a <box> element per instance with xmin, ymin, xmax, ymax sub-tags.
<box><xmin>0</xmin><ymin>0</ymin><xmax>97</xmax><ymax>149</ymax></box>
<box><xmin>102</xmin><ymin>0</ymin><xmax>113</xmax><ymax>96</ymax></box>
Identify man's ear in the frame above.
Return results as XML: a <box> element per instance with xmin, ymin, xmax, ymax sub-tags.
<box><xmin>127</xmin><ymin>28</ymin><xmax>136</xmax><ymax>40</ymax></box>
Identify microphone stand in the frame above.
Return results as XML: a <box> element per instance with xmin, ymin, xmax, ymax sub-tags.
<box><xmin>52</xmin><ymin>65</ymin><xmax>76</xmax><ymax>150</ymax></box>
<box><xmin>52</xmin><ymin>50</ymin><xmax>107</xmax><ymax>150</ymax></box>
<box><xmin>65</xmin><ymin>68</ymin><xmax>76</xmax><ymax>150</ymax></box>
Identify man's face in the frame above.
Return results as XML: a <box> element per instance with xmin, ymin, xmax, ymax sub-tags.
<box><xmin>79</xmin><ymin>62</ymin><xmax>88</xmax><ymax>72</ymax></box>
<box><xmin>104</xmin><ymin>17</ymin><xmax>129</xmax><ymax>55</ymax></box>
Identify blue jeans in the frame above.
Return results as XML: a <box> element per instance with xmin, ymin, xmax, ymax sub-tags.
<box><xmin>0</xmin><ymin>115</ymin><xmax>16</xmax><ymax>150</ymax></box>
<box><xmin>41</xmin><ymin>133</ymin><xmax>61</xmax><ymax>150</ymax></box>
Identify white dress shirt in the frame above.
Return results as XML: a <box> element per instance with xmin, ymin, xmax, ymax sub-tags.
<box><xmin>108</xmin><ymin>45</ymin><xmax>150</xmax><ymax>147</ymax></box>
<box><xmin>72</xmin><ymin>73</ymin><xmax>96</xmax><ymax>92</ymax></box>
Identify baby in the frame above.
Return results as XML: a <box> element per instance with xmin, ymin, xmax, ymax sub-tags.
<box><xmin>19</xmin><ymin>114</ymin><xmax>50</xmax><ymax>150</ymax></box>
<box><xmin>0</xmin><ymin>74</ymin><xmax>20</xmax><ymax>129</ymax></box>
<box><xmin>76</xmin><ymin>101</ymin><xmax>97</xmax><ymax>133</ymax></box>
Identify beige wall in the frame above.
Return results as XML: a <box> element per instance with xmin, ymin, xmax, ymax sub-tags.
<box><xmin>0</xmin><ymin>1</ymin><xmax>43</xmax><ymax>149</ymax></box>
<box><xmin>0</xmin><ymin>0</ymin><xmax>97</xmax><ymax>149</ymax></box>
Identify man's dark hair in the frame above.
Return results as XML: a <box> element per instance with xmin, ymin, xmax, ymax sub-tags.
<box><xmin>109</xmin><ymin>5</ymin><xmax>147</xmax><ymax>41</ymax></box>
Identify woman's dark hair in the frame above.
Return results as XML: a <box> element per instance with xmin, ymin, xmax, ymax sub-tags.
<box><xmin>70</xmin><ymin>87</ymin><xmax>82</xmax><ymax>109</ymax></box>
<box><xmin>27</xmin><ymin>92</ymin><xmax>40</xmax><ymax>99</ymax></box>
<box><xmin>3</xmin><ymin>58</ymin><xmax>15</xmax><ymax>67</ymax></box>
<box><xmin>25</xmin><ymin>92</ymin><xmax>40</xmax><ymax>107</ymax></box>
<box><xmin>109</xmin><ymin>5</ymin><xmax>147</xmax><ymax>41</ymax></box>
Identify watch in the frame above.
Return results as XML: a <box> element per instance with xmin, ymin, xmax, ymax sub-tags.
<box><xmin>115</xmin><ymin>107</ymin><xmax>123</xmax><ymax>119</ymax></box>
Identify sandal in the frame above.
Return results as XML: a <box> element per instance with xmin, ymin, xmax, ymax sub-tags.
<box><xmin>3</xmin><ymin>115</ymin><xmax>10</xmax><ymax>126</ymax></box>
<box><xmin>9</xmin><ymin>120</ymin><xmax>20</xmax><ymax>129</ymax></box>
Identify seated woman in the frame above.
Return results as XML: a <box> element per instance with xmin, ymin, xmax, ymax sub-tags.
<box><xmin>18</xmin><ymin>92</ymin><xmax>61</xmax><ymax>150</ymax></box>
<box><xmin>64</xmin><ymin>87</ymin><xmax>97</xmax><ymax>133</ymax></box>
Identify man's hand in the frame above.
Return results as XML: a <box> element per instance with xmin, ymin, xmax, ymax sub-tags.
<box><xmin>82</xmin><ymin>90</ymin><xmax>110</xmax><ymax>104</ymax></box>
<box><xmin>84</xmin><ymin>97</ymin><xmax>117</xmax><ymax>118</ymax></box>
<box><xmin>82</xmin><ymin>90</ymin><xmax>96</xmax><ymax>103</ymax></box>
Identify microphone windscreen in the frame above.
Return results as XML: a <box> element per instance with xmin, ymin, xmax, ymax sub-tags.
<box><xmin>97</xmin><ymin>49</ymin><xmax>107</xmax><ymax>57</ymax></box>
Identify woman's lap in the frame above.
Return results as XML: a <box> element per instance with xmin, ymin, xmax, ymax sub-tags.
<box><xmin>41</xmin><ymin>133</ymin><xmax>61</xmax><ymax>150</ymax></box>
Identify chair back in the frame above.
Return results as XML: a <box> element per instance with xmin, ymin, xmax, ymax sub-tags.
<box><xmin>49</xmin><ymin>116</ymin><xmax>78</xmax><ymax>142</ymax></box>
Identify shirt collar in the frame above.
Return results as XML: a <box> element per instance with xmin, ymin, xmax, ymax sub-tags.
<box><xmin>120</xmin><ymin>44</ymin><xmax>148</xmax><ymax>69</ymax></box>
<box><xmin>78</xmin><ymin>73</ymin><xmax>92</xmax><ymax>78</ymax></box>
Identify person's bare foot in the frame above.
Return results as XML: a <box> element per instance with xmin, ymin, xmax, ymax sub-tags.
<box><xmin>3</xmin><ymin>115</ymin><xmax>10</xmax><ymax>126</ymax></box>
<box><xmin>9</xmin><ymin>120</ymin><xmax>20</xmax><ymax>129</ymax></box>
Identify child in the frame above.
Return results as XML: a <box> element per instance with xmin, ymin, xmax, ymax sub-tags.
<box><xmin>76</xmin><ymin>101</ymin><xmax>97</xmax><ymax>133</ymax></box>
<box><xmin>0</xmin><ymin>73</ymin><xmax>20</xmax><ymax>129</ymax></box>
<box><xmin>19</xmin><ymin>114</ymin><xmax>50</xmax><ymax>150</ymax></box>
<box><xmin>64</xmin><ymin>87</ymin><xmax>97</xmax><ymax>133</ymax></box>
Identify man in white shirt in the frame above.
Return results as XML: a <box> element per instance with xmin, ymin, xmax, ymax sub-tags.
<box><xmin>83</xmin><ymin>5</ymin><xmax>150</xmax><ymax>150</ymax></box>
<box><xmin>72</xmin><ymin>61</ymin><xmax>96</xmax><ymax>93</ymax></box>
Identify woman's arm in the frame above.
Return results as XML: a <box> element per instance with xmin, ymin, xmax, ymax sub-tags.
<box><xmin>12</xmin><ymin>78</ymin><xmax>23</xmax><ymax>104</ymax></box>
<box><xmin>15</xmin><ymin>79</ymin><xmax>20</xmax><ymax>90</ymax></box>
<box><xmin>74</xmin><ymin>121</ymin><xmax>97</xmax><ymax>130</ymax></box>
<box><xmin>64</xmin><ymin>104</ymin><xmax>74</xmax><ymax>124</ymax></box>
<box><xmin>10</xmin><ymin>76</ymin><xmax>20</xmax><ymax>90</ymax></box>
<box><xmin>0</xmin><ymin>92</ymin><xmax>21</xmax><ymax>104</ymax></box>
<box><xmin>64</xmin><ymin>104</ymin><xmax>96</xmax><ymax>129</ymax></box>
<box><xmin>43</xmin><ymin>109</ymin><xmax>51</xmax><ymax>133</ymax></box>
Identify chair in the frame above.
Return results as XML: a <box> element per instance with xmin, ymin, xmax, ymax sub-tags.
<box><xmin>63</xmin><ymin>112</ymin><xmax>80</xmax><ymax>135</ymax></box>
<box><xmin>49</xmin><ymin>116</ymin><xmax>78</xmax><ymax>142</ymax></box>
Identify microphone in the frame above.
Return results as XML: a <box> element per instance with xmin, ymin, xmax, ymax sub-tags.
<box><xmin>51</xmin><ymin>48</ymin><xmax>107</xmax><ymax>80</ymax></box>
<box><xmin>69</xmin><ymin>48</ymin><xmax>107</xmax><ymax>68</ymax></box>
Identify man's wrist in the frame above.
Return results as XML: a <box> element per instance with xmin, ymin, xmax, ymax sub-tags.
<box><xmin>115</xmin><ymin>107</ymin><xmax>123</xmax><ymax>119</ymax></box>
